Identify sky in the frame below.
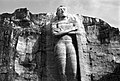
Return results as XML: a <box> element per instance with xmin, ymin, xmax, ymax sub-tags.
<box><xmin>0</xmin><ymin>0</ymin><xmax>119</xmax><ymax>29</ymax></box>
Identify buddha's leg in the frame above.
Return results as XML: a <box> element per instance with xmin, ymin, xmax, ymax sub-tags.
<box><xmin>66</xmin><ymin>41</ymin><xmax>77</xmax><ymax>81</ymax></box>
<box><xmin>54</xmin><ymin>41</ymin><xmax>67</xmax><ymax>81</ymax></box>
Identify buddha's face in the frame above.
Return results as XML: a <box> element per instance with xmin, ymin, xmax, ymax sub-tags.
<box><xmin>56</xmin><ymin>6</ymin><xmax>68</xmax><ymax>17</ymax></box>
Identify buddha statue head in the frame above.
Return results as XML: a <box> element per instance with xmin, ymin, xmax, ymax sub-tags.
<box><xmin>56</xmin><ymin>5</ymin><xmax>68</xmax><ymax>18</ymax></box>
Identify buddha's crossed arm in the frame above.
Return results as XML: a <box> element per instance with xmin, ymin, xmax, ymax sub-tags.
<box><xmin>51</xmin><ymin>23</ymin><xmax>78</xmax><ymax>35</ymax></box>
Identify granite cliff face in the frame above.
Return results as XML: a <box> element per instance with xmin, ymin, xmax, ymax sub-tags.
<box><xmin>0</xmin><ymin>8</ymin><xmax>120</xmax><ymax>81</ymax></box>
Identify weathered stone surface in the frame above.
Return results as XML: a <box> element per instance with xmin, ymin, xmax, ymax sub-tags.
<box><xmin>0</xmin><ymin>8</ymin><xmax>119</xmax><ymax>81</ymax></box>
<box><xmin>83</xmin><ymin>16</ymin><xmax>120</xmax><ymax>81</ymax></box>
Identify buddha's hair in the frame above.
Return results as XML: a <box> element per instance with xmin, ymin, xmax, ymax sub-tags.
<box><xmin>57</xmin><ymin>5</ymin><xmax>66</xmax><ymax>10</ymax></box>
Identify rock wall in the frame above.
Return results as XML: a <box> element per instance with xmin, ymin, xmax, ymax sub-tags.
<box><xmin>83</xmin><ymin>16</ymin><xmax>120</xmax><ymax>81</ymax></box>
<box><xmin>0</xmin><ymin>8</ymin><xmax>120</xmax><ymax>81</ymax></box>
